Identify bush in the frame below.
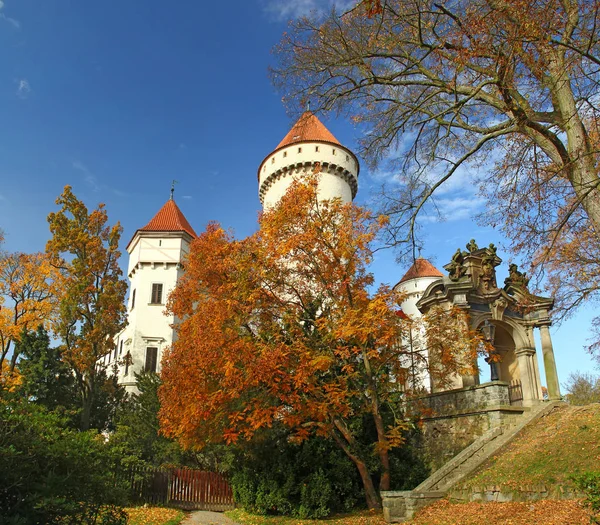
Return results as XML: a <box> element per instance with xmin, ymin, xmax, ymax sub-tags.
<box><xmin>228</xmin><ymin>426</ymin><xmax>362</xmax><ymax>518</ymax></box>
<box><xmin>573</xmin><ymin>471</ymin><xmax>600</xmax><ymax>523</ymax></box>
<box><xmin>0</xmin><ymin>397</ymin><xmax>128</xmax><ymax>524</ymax></box>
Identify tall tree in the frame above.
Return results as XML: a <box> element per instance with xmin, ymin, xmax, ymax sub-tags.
<box><xmin>159</xmin><ymin>178</ymin><xmax>480</xmax><ymax>509</ymax></box>
<box><xmin>46</xmin><ymin>186</ymin><xmax>128</xmax><ymax>431</ymax></box>
<box><xmin>0</xmin><ymin>251</ymin><xmax>57</xmax><ymax>372</ymax></box>
<box><xmin>16</xmin><ymin>327</ymin><xmax>78</xmax><ymax>418</ymax></box>
<box><xmin>273</xmin><ymin>0</ymin><xmax>600</xmax><ymax>323</ymax></box>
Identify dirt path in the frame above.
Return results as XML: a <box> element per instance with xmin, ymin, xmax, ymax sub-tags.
<box><xmin>181</xmin><ymin>510</ymin><xmax>240</xmax><ymax>525</ymax></box>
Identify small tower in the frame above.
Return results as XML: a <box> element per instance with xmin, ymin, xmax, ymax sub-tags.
<box><xmin>108</xmin><ymin>195</ymin><xmax>197</xmax><ymax>390</ymax></box>
<box><xmin>393</xmin><ymin>258</ymin><xmax>444</xmax><ymax>392</ymax></box>
<box><xmin>394</xmin><ymin>258</ymin><xmax>444</xmax><ymax>318</ymax></box>
<box><xmin>258</xmin><ymin>111</ymin><xmax>360</xmax><ymax>209</ymax></box>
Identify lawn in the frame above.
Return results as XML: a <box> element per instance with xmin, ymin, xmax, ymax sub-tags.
<box><xmin>459</xmin><ymin>404</ymin><xmax>600</xmax><ymax>491</ymax></box>
<box><xmin>225</xmin><ymin>509</ymin><xmax>387</xmax><ymax>525</ymax></box>
<box><xmin>126</xmin><ymin>506</ymin><xmax>186</xmax><ymax>525</ymax></box>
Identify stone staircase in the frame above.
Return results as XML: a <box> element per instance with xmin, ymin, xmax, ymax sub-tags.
<box><xmin>381</xmin><ymin>401</ymin><xmax>563</xmax><ymax>522</ymax></box>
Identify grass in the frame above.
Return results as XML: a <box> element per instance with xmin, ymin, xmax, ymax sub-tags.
<box><xmin>459</xmin><ymin>403</ymin><xmax>600</xmax><ymax>491</ymax></box>
<box><xmin>126</xmin><ymin>506</ymin><xmax>186</xmax><ymax>525</ymax></box>
<box><xmin>225</xmin><ymin>509</ymin><xmax>386</xmax><ymax>525</ymax></box>
<box><xmin>405</xmin><ymin>498</ymin><xmax>592</xmax><ymax>524</ymax></box>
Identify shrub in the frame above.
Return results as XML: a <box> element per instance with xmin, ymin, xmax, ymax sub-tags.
<box><xmin>228</xmin><ymin>426</ymin><xmax>362</xmax><ymax>518</ymax></box>
<box><xmin>0</xmin><ymin>397</ymin><xmax>128</xmax><ymax>524</ymax></box>
<box><xmin>573</xmin><ymin>471</ymin><xmax>600</xmax><ymax>523</ymax></box>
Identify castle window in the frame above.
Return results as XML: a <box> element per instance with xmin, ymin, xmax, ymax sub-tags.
<box><xmin>283</xmin><ymin>151</ymin><xmax>287</xmax><ymax>158</ymax></box>
<box><xmin>346</xmin><ymin>155</ymin><xmax>349</xmax><ymax>161</ymax></box>
<box><xmin>119</xmin><ymin>340</ymin><xmax>124</xmax><ymax>356</ymax></box>
<box><xmin>332</xmin><ymin>148</ymin><xmax>336</xmax><ymax>155</ymax></box>
<box><xmin>159</xmin><ymin>240</ymin><xmax>162</xmax><ymax>246</ymax></box>
<box><xmin>298</xmin><ymin>147</ymin><xmax>302</xmax><ymax>153</ymax></box>
<box><xmin>145</xmin><ymin>347</ymin><xmax>158</xmax><ymax>373</ymax></box>
<box><xmin>131</xmin><ymin>289</ymin><xmax>136</xmax><ymax>310</ymax></box>
<box><xmin>271</xmin><ymin>157</ymin><xmax>275</xmax><ymax>164</ymax></box>
<box><xmin>125</xmin><ymin>352</ymin><xmax>132</xmax><ymax>376</ymax></box>
<box><xmin>315</xmin><ymin>146</ymin><xmax>319</xmax><ymax>152</ymax></box>
<box><xmin>150</xmin><ymin>283</ymin><xmax>163</xmax><ymax>305</ymax></box>
<box><xmin>113</xmin><ymin>344</ymin><xmax>118</xmax><ymax>361</ymax></box>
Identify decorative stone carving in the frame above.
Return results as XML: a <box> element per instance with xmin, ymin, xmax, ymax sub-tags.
<box><xmin>490</xmin><ymin>297</ymin><xmax>508</xmax><ymax>320</ymax></box>
<box><xmin>504</xmin><ymin>263</ymin><xmax>530</xmax><ymax>290</ymax></box>
<box><xmin>466</xmin><ymin>239</ymin><xmax>479</xmax><ymax>252</ymax></box>
<box><xmin>446</xmin><ymin>248</ymin><xmax>466</xmax><ymax>281</ymax></box>
<box><xmin>479</xmin><ymin>253</ymin><xmax>498</xmax><ymax>293</ymax></box>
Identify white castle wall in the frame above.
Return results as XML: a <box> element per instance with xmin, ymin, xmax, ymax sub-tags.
<box><xmin>258</xmin><ymin>141</ymin><xmax>359</xmax><ymax>209</ymax></box>
<box><xmin>395</xmin><ymin>275</ymin><xmax>443</xmax><ymax>392</ymax></box>
<box><xmin>104</xmin><ymin>232</ymin><xmax>190</xmax><ymax>390</ymax></box>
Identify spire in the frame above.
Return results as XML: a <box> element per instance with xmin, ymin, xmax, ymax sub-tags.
<box><xmin>398</xmin><ymin>258</ymin><xmax>444</xmax><ymax>284</ymax></box>
<box><xmin>275</xmin><ymin>111</ymin><xmax>341</xmax><ymax>150</ymax></box>
<box><xmin>138</xmin><ymin>199</ymin><xmax>197</xmax><ymax>238</ymax></box>
<box><xmin>170</xmin><ymin>179</ymin><xmax>178</xmax><ymax>201</ymax></box>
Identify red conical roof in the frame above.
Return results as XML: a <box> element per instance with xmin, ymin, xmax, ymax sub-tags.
<box><xmin>139</xmin><ymin>199</ymin><xmax>197</xmax><ymax>238</ymax></box>
<box><xmin>398</xmin><ymin>258</ymin><xmax>443</xmax><ymax>284</ymax></box>
<box><xmin>276</xmin><ymin>111</ymin><xmax>341</xmax><ymax>149</ymax></box>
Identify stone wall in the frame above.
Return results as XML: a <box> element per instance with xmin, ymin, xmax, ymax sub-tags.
<box><xmin>407</xmin><ymin>382</ymin><xmax>525</xmax><ymax>470</ymax></box>
<box><xmin>450</xmin><ymin>484</ymin><xmax>581</xmax><ymax>503</ymax></box>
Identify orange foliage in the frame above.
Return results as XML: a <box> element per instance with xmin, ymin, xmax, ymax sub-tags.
<box><xmin>407</xmin><ymin>498</ymin><xmax>591</xmax><ymax>525</ymax></box>
<box><xmin>160</xmin><ymin>178</ymin><xmax>474</xmax><ymax>508</ymax></box>
<box><xmin>0</xmin><ymin>250</ymin><xmax>58</xmax><ymax>373</ymax></box>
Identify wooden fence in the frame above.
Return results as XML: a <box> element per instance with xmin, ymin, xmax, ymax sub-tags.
<box><xmin>122</xmin><ymin>466</ymin><xmax>235</xmax><ymax>511</ymax></box>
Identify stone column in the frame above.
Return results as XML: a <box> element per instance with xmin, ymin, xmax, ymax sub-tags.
<box><xmin>539</xmin><ymin>324</ymin><xmax>561</xmax><ymax>400</ymax></box>
<box><xmin>526</xmin><ymin>326</ymin><xmax>544</xmax><ymax>399</ymax></box>
<box><xmin>515</xmin><ymin>348</ymin><xmax>537</xmax><ymax>406</ymax></box>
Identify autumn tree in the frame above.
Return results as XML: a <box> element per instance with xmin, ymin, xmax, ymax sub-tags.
<box><xmin>46</xmin><ymin>186</ymin><xmax>128</xmax><ymax>431</ymax></box>
<box><xmin>273</xmin><ymin>0</ymin><xmax>600</xmax><ymax>323</ymax></box>
<box><xmin>159</xmin><ymin>178</ymin><xmax>477</xmax><ymax>509</ymax></box>
<box><xmin>0</xmin><ymin>251</ymin><xmax>57</xmax><ymax>373</ymax></box>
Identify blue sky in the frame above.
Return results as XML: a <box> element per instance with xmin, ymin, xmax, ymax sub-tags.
<box><xmin>0</xmin><ymin>0</ymin><xmax>595</xmax><ymax>388</ymax></box>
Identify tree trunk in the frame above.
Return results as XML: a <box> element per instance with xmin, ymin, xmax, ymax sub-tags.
<box><xmin>80</xmin><ymin>378</ymin><xmax>94</xmax><ymax>431</ymax></box>
<box><xmin>332</xmin><ymin>418</ymin><xmax>382</xmax><ymax>510</ymax></box>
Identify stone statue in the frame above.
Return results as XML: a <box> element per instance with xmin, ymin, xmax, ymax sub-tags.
<box><xmin>466</xmin><ymin>239</ymin><xmax>479</xmax><ymax>252</ymax></box>
<box><xmin>505</xmin><ymin>263</ymin><xmax>530</xmax><ymax>289</ymax></box>
<box><xmin>480</xmin><ymin>253</ymin><xmax>498</xmax><ymax>292</ymax></box>
<box><xmin>488</xmin><ymin>243</ymin><xmax>497</xmax><ymax>254</ymax></box>
<box><xmin>447</xmin><ymin>248</ymin><xmax>466</xmax><ymax>281</ymax></box>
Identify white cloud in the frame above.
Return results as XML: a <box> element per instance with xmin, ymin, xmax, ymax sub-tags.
<box><xmin>72</xmin><ymin>160</ymin><xmax>100</xmax><ymax>192</ymax></box>
<box><xmin>182</xmin><ymin>195</ymin><xmax>193</xmax><ymax>200</ymax></box>
<box><xmin>0</xmin><ymin>1</ymin><xmax>20</xmax><ymax>29</ymax></box>
<box><xmin>263</xmin><ymin>0</ymin><xmax>355</xmax><ymax>21</ymax></box>
<box><xmin>16</xmin><ymin>79</ymin><xmax>30</xmax><ymax>98</ymax></box>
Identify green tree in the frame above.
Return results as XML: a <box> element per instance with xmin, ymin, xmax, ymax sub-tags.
<box><xmin>46</xmin><ymin>186</ymin><xmax>128</xmax><ymax>431</ymax></box>
<box><xmin>110</xmin><ymin>371</ymin><xmax>206</xmax><ymax>469</ymax></box>
<box><xmin>564</xmin><ymin>372</ymin><xmax>600</xmax><ymax>405</ymax></box>
<box><xmin>0</xmin><ymin>397</ymin><xmax>127</xmax><ymax>524</ymax></box>
<box><xmin>16</xmin><ymin>327</ymin><xmax>78</xmax><ymax>418</ymax></box>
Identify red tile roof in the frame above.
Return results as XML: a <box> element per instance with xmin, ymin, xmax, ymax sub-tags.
<box><xmin>398</xmin><ymin>258</ymin><xmax>444</xmax><ymax>284</ymax></box>
<box><xmin>139</xmin><ymin>199</ymin><xmax>197</xmax><ymax>238</ymax></box>
<box><xmin>276</xmin><ymin>111</ymin><xmax>341</xmax><ymax>149</ymax></box>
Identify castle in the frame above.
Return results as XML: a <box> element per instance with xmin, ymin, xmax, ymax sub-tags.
<box><xmin>103</xmin><ymin>112</ymin><xmax>560</xmax><ymax>408</ymax></box>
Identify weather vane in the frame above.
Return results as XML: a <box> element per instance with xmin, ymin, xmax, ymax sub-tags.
<box><xmin>170</xmin><ymin>179</ymin><xmax>179</xmax><ymax>200</ymax></box>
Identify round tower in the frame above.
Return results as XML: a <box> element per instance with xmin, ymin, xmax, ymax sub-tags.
<box><xmin>258</xmin><ymin>111</ymin><xmax>360</xmax><ymax>209</ymax></box>
<box><xmin>394</xmin><ymin>258</ymin><xmax>444</xmax><ymax>318</ymax></box>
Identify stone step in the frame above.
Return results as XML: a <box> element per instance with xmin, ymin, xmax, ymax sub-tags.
<box><xmin>382</xmin><ymin>401</ymin><xmax>563</xmax><ymax>522</ymax></box>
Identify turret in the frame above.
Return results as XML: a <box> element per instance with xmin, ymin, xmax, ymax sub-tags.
<box><xmin>394</xmin><ymin>258</ymin><xmax>444</xmax><ymax>318</ymax></box>
<box><xmin>258</xmin><ymin>111</ymin><xmax>360</xmax><ymax>209</ymax></box>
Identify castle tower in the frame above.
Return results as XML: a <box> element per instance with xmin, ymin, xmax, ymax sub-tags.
<box><xmin>394</xmin><ymin>258</ymin><xmax>444</xmax><ymax>318</ymax></box>
<box><xmin>393</xmin><ymin>258</ymin><xmax>444</xmax><ymax>391</ymax></box>
<box><xmin>258</xmin><ymin>111</ymin><xmax>360</xmax><ymax>208</ymax></box>
<box><xmin>107</xmin><ymin>195</ymin><xmax>197</xmax><ymax>390</ymax></box>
